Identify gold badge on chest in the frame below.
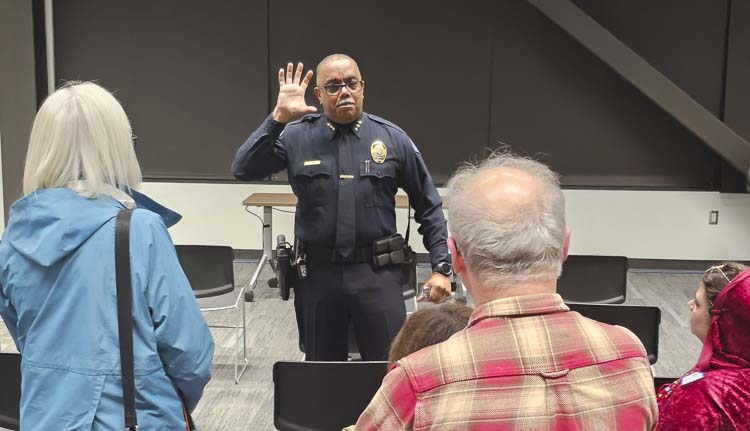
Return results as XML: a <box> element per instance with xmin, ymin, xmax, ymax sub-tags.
<box><xmin>370</xmin><ymin>140</ymin><xmax>387</xmax><ymax>164</ymax></box>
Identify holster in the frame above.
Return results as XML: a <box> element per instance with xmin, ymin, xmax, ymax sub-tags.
<box><xmin>294</xmin><ymin>239</ymin><xmax>308</xmax><ymax>279</ymax></box>
<box><xmin>276</xmin><ymin>235</ymin><xmax>299</xmax><ymax>301</ymax></box>
<box><xmin>401</xmin><ymin>243</ymin><xmax>417</xmax><ymax>295</ymax></box>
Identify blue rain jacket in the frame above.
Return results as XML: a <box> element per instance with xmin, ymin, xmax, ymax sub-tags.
<box><xmin>0</xmin><ymin>188</ymin><xmax>214</xmax><ymax>430</ymax></box>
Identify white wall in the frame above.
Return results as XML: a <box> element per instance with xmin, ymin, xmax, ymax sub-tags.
<box><xmin>139</xmin><ymin>182</ymin><xmax>750</xmax><ymax>261</ymax></box>
<box><xmin>565</xmin><ymin>190</ymin><xmax>750</xmax><ymax>259</ymax></box>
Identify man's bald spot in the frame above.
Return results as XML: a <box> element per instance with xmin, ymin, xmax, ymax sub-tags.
<box><xmin>466</xmin><ymin>167</ymin><xmax>546</xmax><ymax>216</ymax></box>
<box><xmin>316</xmin><ymin>54</ymin><xmax>359</xmax><ymax>85</ymax></box>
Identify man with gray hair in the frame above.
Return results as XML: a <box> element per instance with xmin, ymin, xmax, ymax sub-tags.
<box><xmin>355</xmin><ymin>152</ymin><xmax>657</xmax><ymax>430</ymax></box>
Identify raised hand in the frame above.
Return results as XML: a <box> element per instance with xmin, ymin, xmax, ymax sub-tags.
<box><xmin>271</xmin><ymin>62</ymin><xmax>317</xmax><ymax>123</ymax></box>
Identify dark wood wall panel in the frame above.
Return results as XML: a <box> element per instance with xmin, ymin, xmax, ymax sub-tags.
<box><xmin>269</xmin><ymin>0</ymin><xmax>494</xmax><ymax>184</ymax></box>
<box><xmin>725</xmin><ymin>0</ymin><xmax>750</xmax><ymax>140</ymax></box>
<box><xmin>721</xmin><ymin>0</ymin><xmax>750</xmax><ymax>191</ymax></box>
<box><xmin>489</xmin><ymin>0</ymin><xmax>720</xmax><ymax>189</ymax></box>
<box><xmin>572</xmin><ymin>0</ymin><xmax>729</xmax><ymax>117</ymax></box>
<box><xmin>54</xmin><ymin>0</ymin><xmax>268</xmax><ymax>180</ymax></box>
<box><xmin>1</xmin><ymin>0</ymin><xmax>38</xmax><ymax>217</ymax></box>
<box><xmin>45</xmin><ymin>0</ymin><xmax>742</xmax><ymax>189</ymax></box>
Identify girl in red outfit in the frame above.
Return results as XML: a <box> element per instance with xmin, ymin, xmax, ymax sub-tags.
<box><xmin>657</xmin><ymin>262</ymin><xmax>750</xmax><ymax>430</ymax></box>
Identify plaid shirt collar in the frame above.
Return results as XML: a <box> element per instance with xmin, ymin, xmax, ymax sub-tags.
<box><xmin>468</xmin><ymin>293</ymin><xmax>570</xmax><ymax>327</ymax></box>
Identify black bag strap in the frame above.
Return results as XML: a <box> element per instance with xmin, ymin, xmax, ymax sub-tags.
<box><xmin>405</xmin><ymin>203</ymin><xmax>412</xmax><ymax>246</ymax></box>
<box><xmin>115</xmin><ymin>209</ymin><xmax>138</xmax><ymax>430</ymax></box>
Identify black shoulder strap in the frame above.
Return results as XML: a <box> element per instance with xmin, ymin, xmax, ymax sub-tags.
<box><xmin>405</xmin><ymin>204</ymin><xmax>412</xmax><ymax>245</ymax></box>
<box><xmin>115</xmin><ymin>209</ymin><xmax>138</xmax><ymax>430</ymax></box>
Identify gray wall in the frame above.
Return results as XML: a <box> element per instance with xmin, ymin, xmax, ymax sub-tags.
<box><xmin>0</xmin><ymin>0</ymin><xmax>37</xmax><ymax>221</ymax></box>
<box><xmin>53</xmin><ymin>0</ymin><xmax>269</xmax><ymax>180</ymax></box>
<box><xmin>5</xmin><ymin>0</ymin><xmax>749</xmax><ymax>211</ymax></box>
<box><xmin>48</xmin><ymin>0</ymin><xmax>744</xmax><ymax>190</ymax></box>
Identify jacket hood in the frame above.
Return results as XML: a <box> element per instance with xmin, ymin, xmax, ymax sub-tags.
<box><xmin>697</xmin><ymin>268</ymin><xmax>750</xmax><ymax>371</ymax></box>
<box><xmin>3</xmin><ymin>188</ymin><xmax>125</xmax><ymax>267</ymax></box>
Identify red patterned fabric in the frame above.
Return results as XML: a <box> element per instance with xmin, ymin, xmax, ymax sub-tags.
<box><xmin>657</xmin><ymin>269</ymin><xmax>750</xmax><ymax>431</ymax></box>
<box><xmin>355</xmin><ymin>294</ymin><xmax>657</xmax><ymax>430</ymax></box>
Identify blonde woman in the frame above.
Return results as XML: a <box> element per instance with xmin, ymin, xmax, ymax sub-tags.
<box><xmin>0</xmin><ymin>82</ymin><xmax>214</xmax><ymax>429</ymax></box>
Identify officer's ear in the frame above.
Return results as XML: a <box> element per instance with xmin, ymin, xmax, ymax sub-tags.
<box><xmin>313</xmin><ymin>86</ymin><xmax>322</xmax><ymax>103</ymax></box>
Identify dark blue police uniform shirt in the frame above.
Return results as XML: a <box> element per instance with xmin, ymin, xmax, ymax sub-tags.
<box><xmin>232</xmin><ymin>112</ymin><xmax>450</xmax><ymax>268</ymax></box>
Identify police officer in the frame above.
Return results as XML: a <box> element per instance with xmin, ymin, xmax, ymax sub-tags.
<box><xmin>232</xmin><ymin>55</ymin><xmax>452</xmax><ymax>361</ymax></box>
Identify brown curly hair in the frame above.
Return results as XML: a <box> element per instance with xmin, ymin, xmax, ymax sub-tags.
<box><xmin>387</xmin><ymin>304</ymin><xmax>474</xmax><ymax>368</ymax></box>
<box><xmin>702</xmin><ymin>262</ymin><xmax>747</xmax><ymax>306</ymax></box>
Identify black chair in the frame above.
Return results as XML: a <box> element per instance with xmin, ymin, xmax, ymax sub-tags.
<box><xmin>273</xmin><ymin>361</ymin><xmax>388</xmax><ymax>431</ymax></box>
<box><xmin>0</xmin><ymin>353</ymin><xmax>21</xmax><ymax>430</ymax></box>
<box><xmin>558</xmin><ymin>255</ymin><xmax>628</xmax><ymax>304</ymax></box>
<box><xmin>174</xmin><ymin>245</ymin><xmax>235</xmax><ymax>299</ymax></box>
<box><xmin>175</xmin><ymin>245</ymin><xmax>264</xmax><ymax>383</ymax></box>
<box><xmin>567</xmin><ymin>303</ymin><xmax>661</xmax><ymax>364</ymax></box>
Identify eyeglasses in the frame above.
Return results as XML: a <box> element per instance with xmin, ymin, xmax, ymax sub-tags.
<box><xmin>318</xmin><ymin>80</ymin><xmax>365</xmax><ymax>96</ymax></box>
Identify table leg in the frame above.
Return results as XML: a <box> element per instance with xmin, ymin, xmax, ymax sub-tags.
<box><xmin>263</xmin><ymin>206</ymin><xmax>276</xmax><ymax>271</ymax></box>
<box><xmin>260</xmin><ymin>205</ymin><xmax>280</xmax><ymax>290</ymax></box>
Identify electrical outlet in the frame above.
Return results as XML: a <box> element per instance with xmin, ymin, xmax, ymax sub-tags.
<box><xmin>709</xmin><ymin>210</ymin><xmax>719</xmax><ymax>225</ymax></box>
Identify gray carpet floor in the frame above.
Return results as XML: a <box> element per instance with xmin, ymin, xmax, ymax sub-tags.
<box><xmin>0</xmin><ymin>263</ymin><xmax>704</xmax><ymax>430</ymax></box>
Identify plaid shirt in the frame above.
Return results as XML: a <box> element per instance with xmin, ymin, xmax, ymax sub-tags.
<box><xmin>355</xmin><ymin>294</ymin><xmax>657</xmax><ymax>430</ymax></box>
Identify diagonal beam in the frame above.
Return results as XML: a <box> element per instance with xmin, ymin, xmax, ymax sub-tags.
<box><xmin>526</xmin><ymin>0</ymin><xmax>750</xmax><ymax>176</ymax></box>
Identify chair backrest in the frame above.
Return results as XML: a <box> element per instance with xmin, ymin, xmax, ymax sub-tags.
<box><xmin>0</xmin><ymin>353</ymin><xmax>21</xmax><ymax>430</ymax></box>
<box><xmin>567</xmin><ymin>303</ymin><xmax>661</xmax><ymax>364</ymax></box>
<box><xmin>175</xmin><ymin>245</ymin><xmax>235</xmax><ymax>298</ymax></box>
<box><xmin>273</xmin><ymin>361</ymin><xmax>388</xmax><ymax>431</ymax></box>
<box><xmin>558</xmin><ymin>255</ymin><xmax>628</xmax><ymax>304</ymax></box>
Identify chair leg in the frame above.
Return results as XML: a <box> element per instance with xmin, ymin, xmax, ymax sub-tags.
<box><xmin>233</xmin><ymin>303</ymin><xmax>249</xmax><ymax>384</ymax></box>
<box><xmin>201</xmin><ymin>306</ymin><xmax>249</xmax><ymax>384</ymax></box>
<box><xmin>242</xmin><ymin>299</ymin><xmax>247</xmax><ymax>361</ymax></box>
<box><xmin>234</xmin><ymin>306</ymin><xmax>239</xmax><ymax>384</ymax></box>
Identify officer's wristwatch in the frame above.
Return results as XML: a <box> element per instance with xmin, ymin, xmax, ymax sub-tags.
<box><xmin>433</xmin><ymin>262</ymin><xmax>452</xmax><ymax>277</ymax></box>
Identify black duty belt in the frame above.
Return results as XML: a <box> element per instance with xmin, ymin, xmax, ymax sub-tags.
<box><xmin>304</xmin><ymin>244</ymin><xmax>373</xmax><ymax>265</ymax></box>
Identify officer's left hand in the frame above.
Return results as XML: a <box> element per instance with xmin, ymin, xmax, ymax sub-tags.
<box><xmin>424</xmin><ymin>273</ymin><xmax>451</xmax><ymax>303</ymax></box>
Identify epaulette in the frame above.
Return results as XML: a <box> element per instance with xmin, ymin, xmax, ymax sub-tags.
<box><xmin>367</xmin><ymin>113</ymin><xmax>408</xmax><ymax>136</ymax></box>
